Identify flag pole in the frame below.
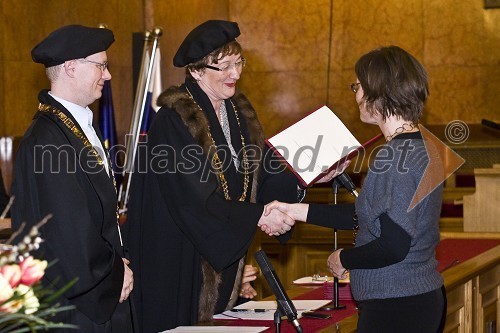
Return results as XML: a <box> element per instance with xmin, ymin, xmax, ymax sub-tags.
<box><xmin>119</xmin><ymin>27</ymin><xmax>163</xmax><ymax>214</ymax></box>
<box><xmin>118</xmin><ymin>30</ymin><xmax>151</xmax><ymax>209</ymax></box>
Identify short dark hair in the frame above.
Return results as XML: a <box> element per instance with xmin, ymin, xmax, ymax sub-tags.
<box><xmin>186</xmin><ymin>40</ymin><xmax>242</xmax><ymax>80</ymax></box>
<box><xmin>354</xmin><ymin>45</ymin><xmax>428</xmax><ymax>123</ymax></box>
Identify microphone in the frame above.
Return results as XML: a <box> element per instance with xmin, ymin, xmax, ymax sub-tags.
<box><xmin>481</xmin><ymin>118</ymin><xmax>500</xmax><ymax>131</ymax></box>
<box><xmin>333</xmin><ymin>173</ymin><xmax>358</xmax><ymax>197</ymax></box>
<box><xmin>254</xmin><ymin>250</ymin><xmax>303</xmax><ymax>333</ymax></box>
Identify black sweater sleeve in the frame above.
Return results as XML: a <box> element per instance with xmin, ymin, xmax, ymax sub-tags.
<box><xmin>306</xmin><ymin>203</ymin><xmax>355</xmax><ymax>230</ymax></box>
<box><xmin>340</xmin><ymin>213</ymin><xmax>411</xmax><ymax>269</ymax></box>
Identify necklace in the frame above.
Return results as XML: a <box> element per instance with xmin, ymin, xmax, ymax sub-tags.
<box><xmin>385</xmin><ymin>122</ymin><xmax>417</xmax><ymax>141</ymax></box>
<box><xmin>185</xmin><ymin>88</ymin><xmax>250</xmax><ymax>201</ymax></box>
<box><xmin>352</xmin><ymin>213</ymin><xmax>359</xmax><ymax>246</ymax></box>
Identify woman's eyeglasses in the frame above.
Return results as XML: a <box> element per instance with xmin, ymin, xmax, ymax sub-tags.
<box><xmin>205</xmin><ymin>58</ymin><xmax>246</xmax><ymax>72</ymax></box>
<box><xmin>350</xmin><ymin>82</ymin><xmax>361</xmax><ymax>93</ymax></box>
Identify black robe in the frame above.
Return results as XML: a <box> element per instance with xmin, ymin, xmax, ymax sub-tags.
<box><xmin>124</xmin><ymin>79</ymin><xmax>298</xmax><ymax>332</ymax></box>
<box><xmin>0</xmin><ymin>171</ymin><xmax>9</xmax><ymax>215</ymax></box>
<box><xmin>11</xmin><ymin>91</ymin><xmax>133</xmax><ymax>332</ymax></box>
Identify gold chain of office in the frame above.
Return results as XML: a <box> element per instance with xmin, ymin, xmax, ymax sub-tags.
<box><xmin>38</xmin><ymin>103</ymin><xmax>104</xmax><ymax>166</ymax></box>
<box><xmin>38</xmin><ymin>103</ymin><xmax>121</xmax><ymax>225</ymax></box>
<box><xmin>185</xmin><ymin>88</ymin><xmax>250</xmax><ymax>201</ymax></box>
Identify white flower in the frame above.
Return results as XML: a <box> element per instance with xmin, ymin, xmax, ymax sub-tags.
<box><xmin>0</xmin><ymin>273</ymin><xmax>14</xmax><ymax>310</ymax></box>
<box><xmin>15</xmin><ymin>284</ymin><xmax>40</xmax><ymax>315</ymax></box>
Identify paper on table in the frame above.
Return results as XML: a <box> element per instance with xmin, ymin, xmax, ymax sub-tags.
<box><xmin>293</xmin><ymin>275</ymin><xmax>350</xmax><ymax>285</ymax></box>
<box><xmin>213</xmin><ymin>311</ymin><xmax>276</xmax><ymax>321</ymax></box>
<box><xmin>266</xmin><ymin>105</ymin><xmax>361</xmax><ymax>187</ymax></box>
<box><xmin>213</xmin><ymin>300</ymin><xmax>332</xmax><ymax>321</ymax></box>
<box><xmin>162</xmin><ymin>326</ymin><xmax>269</xmax><ymax>332</ymax></box>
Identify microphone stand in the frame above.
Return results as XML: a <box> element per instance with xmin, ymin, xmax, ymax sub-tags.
<box><xmin>254</xmin><ymin>250</ymin><xmax>303</xmax><ymax>333</ymax></box>
<box><xmin>274</xmin><ymin>309</ymin><xmax>282</xmax><ymax>333</ymax></box>
<box><xmin>318</xmin><ymin>172</ymin><xmax>360</xmax><ymax>312</ymax></box>
<box><xmin>321</xmin><ymin>180</ymin><xmax>346</xmax><ymax>311</ymax></box>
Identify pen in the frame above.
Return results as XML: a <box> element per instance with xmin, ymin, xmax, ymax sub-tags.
<box><xmin>230</xmin><ymin>309</ymin><xmax>269</xmax><ymax>312</ymax></box>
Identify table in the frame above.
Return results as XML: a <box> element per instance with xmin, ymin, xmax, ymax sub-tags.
<box><xmin>212</xmin><ymin>236</ymin><xmax>500</xmax><ymax>332</ymax></box>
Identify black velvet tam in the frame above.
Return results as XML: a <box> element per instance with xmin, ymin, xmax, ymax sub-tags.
<box><xmin>32</xmin><ymin>25</ymin><xmax>114</xmax><ymax>67</ymax></box>
<box><xmin>173</xmin><ymin>20</ymin><xmax>240</xmax><ymax>67</ymax></box>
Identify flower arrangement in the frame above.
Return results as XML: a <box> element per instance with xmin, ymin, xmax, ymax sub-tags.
<box><xmin>0</xmin><ymin>215</ymin><xmax>77</xmax><ymax>332</ymax></box>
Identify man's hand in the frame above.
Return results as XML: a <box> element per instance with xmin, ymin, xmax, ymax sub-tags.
<box><xmin>120</xmin><ymin>258</ymin><xmax>133</xmax><ymax>303</ymax></box>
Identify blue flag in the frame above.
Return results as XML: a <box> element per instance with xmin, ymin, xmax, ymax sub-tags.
<box><xmin>99</xmin><ymin>79</ymin><xmax>123</xmax><ymax>187</ymax></box>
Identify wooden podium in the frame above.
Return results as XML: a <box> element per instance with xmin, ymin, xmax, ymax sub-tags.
<box><xmin>463</xmin><ymin>165</ymin><xmax>500</xmax><ymax>232</ymax></box>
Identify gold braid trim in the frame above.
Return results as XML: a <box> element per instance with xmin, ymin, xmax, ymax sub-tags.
<box><xmin>38</xmin><ymin>103</ymin><xmax>104</xmax><ymax>166</ymax></box>
<box><xmin>38</xmin><ymin>103</ymin><xmax>121</xmax><ymax>239</ymax></box>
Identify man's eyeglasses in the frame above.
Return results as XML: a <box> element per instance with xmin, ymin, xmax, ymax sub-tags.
<box><xmin>350</xmin><ymin>82</ymin><xmax>361</xmax><ymax>93</ymax></box>
<box><xmin>79</xmin><ymin>59</ymin><xmax>109</xmax><ymax>71</ymax></box>
<box><xmin>205</xmin><ymin>58</ymin><xmax>246</xmax><ymax>72</ymax></box>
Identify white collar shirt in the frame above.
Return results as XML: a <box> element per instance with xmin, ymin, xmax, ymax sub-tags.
<box><xmin>49</xmin><ymin>92</ymin><xmax>110</xmax><ymax>175</ymax></box>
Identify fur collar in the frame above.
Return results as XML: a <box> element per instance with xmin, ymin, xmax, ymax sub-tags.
<box><xmin>157</xmin><ymin>85</ymin><xmax>265</xmax><ymax>203</ymax></box>
<box><xmin>157</xmin><ymin>85</ymin><xmax>265</xmax><ymax>155</ymax></box>
<box><xmin>157</xmin><ymin>85</ymin><xmax>264</xmax><ymax>322</ymax></box>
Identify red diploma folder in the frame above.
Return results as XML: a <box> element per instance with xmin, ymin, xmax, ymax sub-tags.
<box><xmin>265</xmin><ymin>105</ymin><xmax>382</xmax><ymax>188</ymax></box>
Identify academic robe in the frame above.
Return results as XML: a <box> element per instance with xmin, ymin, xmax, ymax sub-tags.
<box><xmin>11</xmin><ymin>90</ymin><xmax>133</xmax><ymax>332</ymax></box>
<box><xmin>0</xmin><ymin>171</ymin><xmax>9</xmax><ymax>215</ymax></box>
<box><xmin>124</xmin><ymin>79</ymin><xmax>298</xmax><ymax>332</ymax></box>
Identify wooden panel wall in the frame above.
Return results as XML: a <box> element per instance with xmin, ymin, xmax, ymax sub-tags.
<box><xmin>1</xmin><ymin>0</ymin><xmax>499</xmax><ymax>142</ymax></box>
<box><xmin>0</xmin><ymin>0</ymin><xmax>144</xmax><ymax>138</ymax></box>
<box><xmin>151</xmin><ymin>0</ymin><xmax>230</xmax><ymax>94</ymax></box>
<box><xmin>229</xmin><ymin>0</ymin><xmax>500</xmax><ymax>141</ymax></box>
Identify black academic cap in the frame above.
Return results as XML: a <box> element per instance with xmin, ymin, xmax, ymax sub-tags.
<box><xmin>173</xmin><ymin>20</ymin><xmax>240</xmax><ymax>67</ymax></box>
<box><xmin>31</xmin><ymin>25</ymin><xmax>114</xmax><ymax>68</ymax></box>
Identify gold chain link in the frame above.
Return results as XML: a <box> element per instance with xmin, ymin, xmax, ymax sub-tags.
<box><xmin>38</xmin><ymin>104</ymin><xmax>121</xmax><ymax>241</ymax></box>
<box><xmin>185</xmin><ymin>89</ymin><xmax>249</xmax><ymax>201</ymax></box>
<box><xmin>38</xmin><ymin>103</ymin><xmax>104</xmax><ymax>166</ymax></box>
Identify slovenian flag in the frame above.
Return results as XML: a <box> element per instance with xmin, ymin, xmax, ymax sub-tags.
<box><xmin>140</xmin><ymin>47</ymin><xmax>163</xmax><ymax>134</ymax></box>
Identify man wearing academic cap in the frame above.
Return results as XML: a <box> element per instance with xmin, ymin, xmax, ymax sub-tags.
<box><xmin>11</xmin><ymin>25</ymin><xmax>134</xmax><ymax>332</ymax></box>
<box><xmin>124</xmin><ymin>20</ymin><xmax>341</xmax><ymax>332</ymax></box>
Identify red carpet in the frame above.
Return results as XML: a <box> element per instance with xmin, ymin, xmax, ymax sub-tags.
<box><xmin>220</xmin><ymin>238</ymin><xmax>499</xmax><ymax>332</ymax></box>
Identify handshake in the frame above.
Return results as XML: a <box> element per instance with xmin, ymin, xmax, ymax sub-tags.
<box><xmin>257</xmin><ymin>201</ymin><xmax>308</xmax><ymax>237</ymax></box>
<box><xmin>256</xmin><ymin>160</ymin><xmax>350</xmax><ymax>237</ymax></box>
<box><xmin>257</xmin><ymin>201</ymin><xmax>294</xmax><ymax>236</ymax></box>
<box><xmin>257</xmin><ymin>201</ymin><xmax>347</xmax><ymax>279</ymax></box>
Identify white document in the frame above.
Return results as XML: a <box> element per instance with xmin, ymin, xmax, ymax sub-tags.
<box><xmin>266</xmin><ymin>105</ymin><xmax>362</xmax><ymax>187</ymax></box>
<box><xmin>162</xmin><ymin>327</ymin><xmax>269</xmax><ymax>332</ymax></box>
<box><xmin>293</xmin><ymin>274</ymin><xmax>350</xmax><ymax>285</ymax></box>
<box><xmin>212</xmin><ymin>299</ymin><xmax>332</xmax><ymax>321</ymax></box>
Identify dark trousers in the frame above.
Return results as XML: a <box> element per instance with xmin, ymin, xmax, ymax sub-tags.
<box><xmin>357</xmin><ymin>286</ymin><xmax>446</xmax><ymax>333</ymax></box>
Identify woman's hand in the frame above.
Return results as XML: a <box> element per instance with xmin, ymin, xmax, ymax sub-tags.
<box><xmin>257</xmin><ymin>204</ymin><xmax>295</xmax><ymax>236</ymax></box>
<box><xmin>240</xmin><ymin>265</ymin><xmax>258</xmax><ymax>299</ymax></box>
<box><xmin>263</xmin><ymin>201</ymin><xmax>309</xmax><ymax>222</ymax></box>
<box><xmin>315</xmin><ymin>160</ymin><xmax>351</xmax><ymax>184</ymax></box>
<box><xmin>327</xmin><ymin>249</ymin><xmax>348</xmax><ymax>280</ymax></box>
